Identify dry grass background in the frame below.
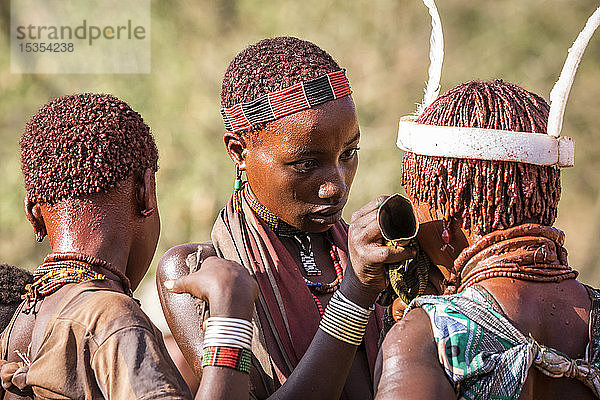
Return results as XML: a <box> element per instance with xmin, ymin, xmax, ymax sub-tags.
<box><xmin>1</xmin><ymin>0</ymin><xmax>599</xmax><ymax>296</ymax></box>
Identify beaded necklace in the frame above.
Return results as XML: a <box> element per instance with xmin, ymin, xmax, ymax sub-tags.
<box><xmin>245</xmin><ymin>188</ymin><xmax>343</xmax><ymax>318</ymax></box>
<box><xmin>244</xmin><ymin>188</ymin><xmax>302</xmax><ymax>237</ymax></box>
<box><xmin>23</xmin><ymin>252</ymin><xmax>132</xmax><ymax>313</ymax></box>
<box><xmin>445</xmin><ymin>224</ymin><xmax>578</xmax><ymax>295</ymax></box>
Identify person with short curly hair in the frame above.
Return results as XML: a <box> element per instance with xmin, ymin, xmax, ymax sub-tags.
<box><xmin>0</xmin><ymin>264</ymin><xmax>32</xmax><ymax>332</ymax></box>
<box><xmin>0</xmin><ymin>93</ymin><xmax>195</xmax><ymax>399</ymax></box>
<box><xmin>220</xmin><ymin>36</ymin><xmax>341</xmax><ymax>139</ymax></box>
<box><xmin>158</xmin><ymin>37</ymin><xmax>412</xmax><ymax>400</ymax></box>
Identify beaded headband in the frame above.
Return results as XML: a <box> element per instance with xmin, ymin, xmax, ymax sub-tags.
<box><xmin>397</xmin><ymin>1</ymin><xmax>600</xmax><ymax>168</ymax></box>
<box><xmin>221</xmin><ymin>69</ymin><xmax>352</xmax><ymax>133</ymax></box>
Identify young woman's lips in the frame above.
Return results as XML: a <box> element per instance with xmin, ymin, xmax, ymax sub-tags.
<box><xmin>308</xmin><ymin>206</ymin><xmax>344</xmax><ymax>225</ymax></box>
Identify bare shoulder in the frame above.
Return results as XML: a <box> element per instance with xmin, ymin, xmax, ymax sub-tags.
<box><xmin>375</xmin><ymin>308</ymin><xmax>455</xmax><ymax>400</ymax></box>
<box><xmin>157</xmin><ymin>242</ymin><xmax>216</xmax><ymax>283</ymax></box>
<box><xmin>378</xmin><ymin>308</ymin><xmax>439</xmax><ymax>372</ymax></box>
<box><xmin>156</xmin><ymin>242</ymin><xmax>215</xmax><ymax>377</ymax></box>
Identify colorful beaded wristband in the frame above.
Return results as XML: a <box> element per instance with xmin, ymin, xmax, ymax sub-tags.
<box><xmin>201</xmin><ymin>346</ymin><xmax>252</xmax><ymax>374</ymax></box>
<box><xmin>319</xmin><ymin>291</ymin><xmax>373</xmax><ymax>346</ymax></box>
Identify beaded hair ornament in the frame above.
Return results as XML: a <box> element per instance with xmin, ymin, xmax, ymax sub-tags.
<box><xmin>220</xmin><ymin>69</ymin><xmax>352</xmax><ymax>133</ymax></box>
<box><xmin>397</xmin><ymin>0</ymin><xmax>600</xmax><ymax>167</ymax></box>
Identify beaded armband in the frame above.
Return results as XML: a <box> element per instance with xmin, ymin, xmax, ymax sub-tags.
<box><xmin>319</xmin><ymin>291</ymin><xmax>373</xmax><ymax>346</ymax></box>
<box><xmin>202</xmin><ymin>346</ymin><xmax>252</xmax><ymax>374</ymax></box>
<box><xmin>201</xmin><ymin>317</ymin><xmax>253</xmax><ymax>374</ymax></box>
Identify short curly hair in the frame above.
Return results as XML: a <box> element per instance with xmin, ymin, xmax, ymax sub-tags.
<box><xmin>21</xmin><ymin>93</ymin><xmax>158</xmax><ymax>205</ymax></box>
<box><xmin>401</xmin><ymin>80</ymin><xmax>561</xmax><ymax>237</ymax></box>
<box><xmin>221</xmin><ymin>36</ymin><xmax>341</xmax><ymax>136</ymax></box>
<box><xmin>0</xmin><ymin>264</ymin><xmax>33</xmax><ymax>304</ymax></box>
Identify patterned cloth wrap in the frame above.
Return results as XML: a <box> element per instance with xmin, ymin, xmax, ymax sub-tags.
<box><xmin>406</xmin><ymin>285</ymin><xmax>600</xmax><ymax>399</ymax></box>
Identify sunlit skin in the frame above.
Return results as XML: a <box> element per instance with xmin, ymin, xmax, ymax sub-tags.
<box><xmin>223</xmin><ymin>96</ymin><xmax>364</xmax><ymax>317</ymax></box>
<box><xmin>26</xmin><ymin>170</ymin><xmax>160</xmax><ymax>292</ymax></box>
<box><xmin>384</xmin><ymin>203</ymin><xmax>461</xmax><ymax>322</ymax></box>
<box><xmin>164</xmin><ymin>95</ymin><xmax>371</xmax><ymax>393</ymax></box>
<box><xmin>225</xmin><ymin>95</ymin><xmax>360</xmax><ymax>233</ymax></box>
<box><xmin>225</xmin><ymin>97</ymin><xmax>364</xmax><ymax>356</ymax></box>
<box><xmin>2</xmin><ymin>168</ymin><xmax>257</xmax><ymax>399</ymax></box>
<box><xmin>237</xmin><ymin>97</ymin><xmax>373</xmax><ymax>398</ymax></box>
<box><xmin>0</xmin><ymin>171</ymin><xmax>165</xmax><ymax>395</ymax></box>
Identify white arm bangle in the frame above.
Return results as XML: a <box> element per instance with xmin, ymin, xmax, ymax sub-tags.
<box><xmin>202</xmin><ymin>317</ymin><xmax>254</xmax><ymax>350</ymax></box>
<box><xmin>205</xmin><ymin>316</ymin><xmax>254</xmax><ymax>329</ymax></box>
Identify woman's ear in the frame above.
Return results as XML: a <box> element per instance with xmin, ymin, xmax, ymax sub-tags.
<box><xmin>136</xmin><ymin>168</ymin><xmax>157</xmax><ymax>217</ymax></box>
<box><xmin>24</xmin><ymin>194</ymin><xmax>47</xmax><ymax>242</ymax></box>
<box><xmin>223</xmin><ymin>132</ymin><xmax>248</xmax><ymax>170</ymax></box>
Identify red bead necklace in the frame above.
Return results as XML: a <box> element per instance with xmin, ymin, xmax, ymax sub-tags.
<box><xmin>304</xmin><ymin>241</ymin><xmax>344</xmax><ymax>318</ymax></box>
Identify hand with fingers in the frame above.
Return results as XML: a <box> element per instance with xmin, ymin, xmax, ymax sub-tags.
<box><xmin>343</xmin><ymin>196</ymin><xmax>417</xmax><ymax>308</ymax></box>
<box><xmin>164</xmin><ymin>256</ymin><xmax>258</xmax><ymax>321</ymax></box>
<box><xmin>0</xmin><ymin>359</ymin><xmax>32</xmax><ymax>396</ymax></box>
<box><xmin>165</xmin><ymin>257</ymin><xmax>258</xmax><ymax>400</ymax></box>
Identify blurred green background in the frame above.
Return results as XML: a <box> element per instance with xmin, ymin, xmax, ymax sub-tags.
<box><xmin>1</xmin><ymin>0</ymin><xmax>600</xmax><ymax>293</ymax></box>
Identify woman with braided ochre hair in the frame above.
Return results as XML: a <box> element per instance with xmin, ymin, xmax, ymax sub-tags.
<box><xmin>157</xmin><ymin>36</ymin><xmax>413</xmax><ymax>400</ymax></box>
<box><xmin>358</xmin><ymin>3</ymin><xmax>600</xmax><ymax>399</ymax></box>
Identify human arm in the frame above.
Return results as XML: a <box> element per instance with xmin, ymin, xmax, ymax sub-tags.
<box><xmin>164</xmin><ymin>256</ymin><xmax>258</xmax><ymax>400</ymax></box>
<box><xmin>374</xmin><ymin>308</ymin><xmax>455</xmax><ymax>400</ymax></box>
<box><xmin>266</xmin><ymin>196</ymin><xmax>416</xmax><ymax>400</ymax></box>
<box><xmin>177</xmin><ymin>197</ymin><xmax>413</xmax><ymax>400</ymax></box>
<box><xmin>169</xmin><ymin>262</ymin><xmax>376</xmax><ymax>400</ymax></box>
<box><xmin>165</xmin><ymin>197</ymin><xmax>416</xmax><ymax>400</ymax></box>
<box><xmin>156</xmin><ymin>242</ymin><xmax>216</xmax><ymax>377</ymax></box>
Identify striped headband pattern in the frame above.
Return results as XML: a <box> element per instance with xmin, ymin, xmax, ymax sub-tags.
<box><xmin>221</xmin><ymin>69</ymin><xmax>352</xmax><ymax>133</ymax></box>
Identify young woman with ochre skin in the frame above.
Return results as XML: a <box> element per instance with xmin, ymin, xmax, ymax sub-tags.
<box><xmin>0</xmin><ymin>93</ymin><xmax>262</xmax><ymax>400</ymax></box>
<box><xmin>350</xmin><ymin>80</ymin><xmax>600</xmax><ymax>399</ymax></box>
<box><xmin>157</xmin><ymin>37</ymin><xmax>413</xmax><ymax>400</ymax></box>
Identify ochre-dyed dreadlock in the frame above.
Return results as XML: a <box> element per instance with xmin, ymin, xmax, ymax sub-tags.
<box><xmin>401</xmin><ymin>80</ymin><xmax>561</xmax><ymax>237</ymax></box>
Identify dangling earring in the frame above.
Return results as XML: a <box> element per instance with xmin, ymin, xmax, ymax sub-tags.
<box><xmin>234</xmin><ymin>165</ymin><xmax>242</xmax><ymax>191</ymax></box>
<box><xmin>35</xmin><ymin>232</ymin><xmax>45</xmax><ymax>243</ymax></box>
<box><xmin>141</xmin><ymin>208</ymin><xmax>155</xmax><ymax>217</ymax></box>
<box><xmin>440</xmin><ymin>218</ymin><xmax>453</xmax><ymax>252</ymax></box>
<box><xmin>233</xmin><ymin>165</ymin><xmax>244</xmax><ymax>212</ymax></box>
<box><xmin>439</xmin><ymin>199</ymin><xmax>453</xmax><ymax>253</ymax></box>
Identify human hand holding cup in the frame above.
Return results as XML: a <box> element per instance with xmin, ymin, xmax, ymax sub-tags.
<box><xmin>345</xmin><ymin>196</ymin><xmax>417</xmax><ymax>307</ymax></box>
